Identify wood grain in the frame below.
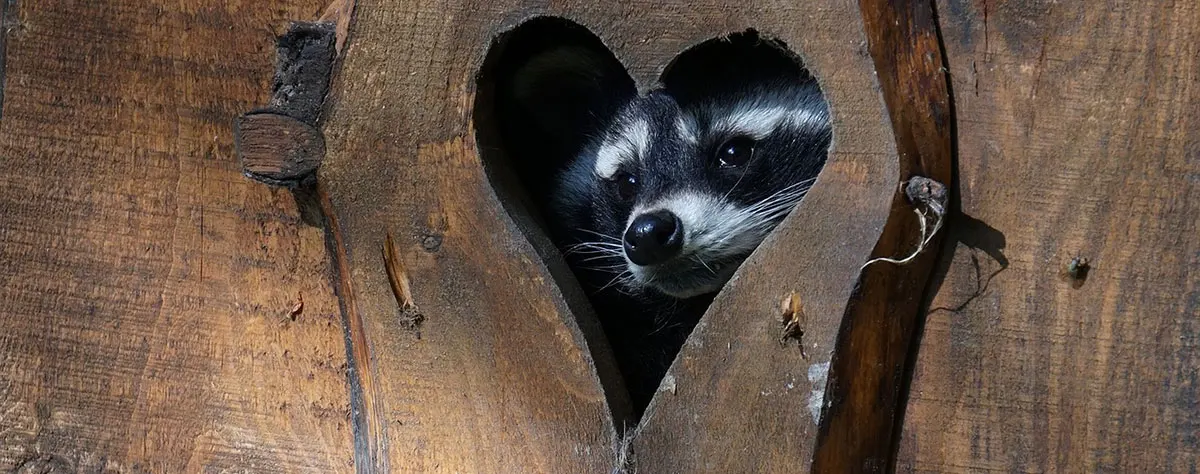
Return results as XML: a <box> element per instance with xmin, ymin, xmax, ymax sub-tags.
<box><xmin>318</xmin><ymin>0</ymin><xmax>897</xmax><ymax>472</ymax></box>
<box><xmin>236</xmin><ymin>112</ymin><xmax>326</xmax><ymax>186</ymax></box>
<box><xmin>0</xmin><ymin>1</ymin><xmax>354</xmax><ymax>471</ymax></box>
<box><xmin>319</xmin><ymin>5</ymin><xmax>626</xmax><ymax>472</ymax></box>
<box><xmin>897</xmin><ymin>0</ymin><xmax>1200</xmax><ymax>472</ymax></box>
<box><xmin>810</xmin><ymin>0</ymin><xmax>954</xmax><ymax>471</ymax></box>
<box><xmin>625</xmin><ymin>3</ymin><xmax>900</xmax><ymax>472</ymax></box>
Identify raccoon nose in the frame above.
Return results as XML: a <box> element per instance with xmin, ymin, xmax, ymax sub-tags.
<box><xmin>623</xmin><ymin>210</ymin><xmax>683</xmax><ymax>266</ymax></box>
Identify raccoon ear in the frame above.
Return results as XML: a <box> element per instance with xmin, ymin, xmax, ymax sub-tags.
<box><xmin>660</xmin><ymin>29</ymin><xmax>811</xmax><ymax>106</ymax></box>
<box><xmin>512</xmin><ymin>46</ymin><xmax>632</xmax><ymax>137</ymax></box>
<box><xmin>493</xmin><ymin>31</ymin><xmax>635</xmax><ymax>161</ymax></box>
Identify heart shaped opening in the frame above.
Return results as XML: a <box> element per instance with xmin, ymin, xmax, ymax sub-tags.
<box><xmin>474</xmin><ymin>17</ymin><xmax>830</xmax><ymax>418</ymax></box>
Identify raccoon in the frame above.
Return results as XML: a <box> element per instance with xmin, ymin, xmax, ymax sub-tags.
<box><xmin>492</xmin><ymin>25</ymin><xmax>830</xmax><ymax>412</ymax></box>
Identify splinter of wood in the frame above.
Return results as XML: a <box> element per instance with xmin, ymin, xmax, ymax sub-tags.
<box><xmin>289</xmin><ymin>292</ymin><xmax>304</xmax><ymax>321</ymax></box>
<box><xmin>318</xmin><ymin>0</ymin><xmax>356</xmax><ymax>54</ymax></box>
<box><xmin>778</xmin><ymin>291</ymin><xmax>808</xmax><ymax>358</ymax></box>
<box><xmin>383</xmin><ymin>232</ymin><xmax>425</xmax><ymax>333</ymax></box>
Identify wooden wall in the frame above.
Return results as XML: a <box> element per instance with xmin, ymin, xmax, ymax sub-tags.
<box><xmin>0</xmin><ymin>0</ymin><xmax>1195</xmax><ymax>472</ymax></box>
<box><xmin>0</xmin><ymin>1</ymin><xmax>353</xmax><ymax>471</ymax></box>
<box><xmin>897</xmin><ymin>0</ymin><xmax>1199</xmax><ymax>471</ymax></box>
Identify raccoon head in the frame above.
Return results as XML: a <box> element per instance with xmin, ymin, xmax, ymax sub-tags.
<box><xmin>561</xmin><ymin>81</ymin><xmax>830</xmax><ymax>298</ymax></box>
<box><xmin>498</xmin><ymin>28</ymin><xmax>830</xmax><ymax>300</ymax></box>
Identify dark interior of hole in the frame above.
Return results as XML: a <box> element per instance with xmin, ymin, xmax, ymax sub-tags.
<box><xmin>476</xmin><ymin>19</ymin><xmax>828</xmax><ymax>418</ymax></box>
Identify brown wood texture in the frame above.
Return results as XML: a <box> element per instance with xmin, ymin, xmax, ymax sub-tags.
<box><xmin>318</xmin><ymin>1</ymin><xmax>898</xmax><ymax>472</ymax></box>
<box><xmin>626</xmin><ymin>5</ymin><xmax>901</xmax><ymax>474</ymax></box>
<box><xmin>236</xmin><ymin>112</ymin><xmax>326</xmax><ymax>185</ymax></box>
<box><xmin>897</xmin><ymin>0</ymin><xmax>1200</xmax><ymax>472</ymax></box>
<box><xmin>0</xmin><ymin>1</ymin><xmax>354</xmax><ymax>472</ymax></box>
<box><xmin>810</xmin><ymin>0</ymin><xmax>954</xmax><ymax>471</ymax></box>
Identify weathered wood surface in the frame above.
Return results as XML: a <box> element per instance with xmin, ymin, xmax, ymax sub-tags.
<box><xmin>809</xmin><ymin>0</ymin><xmax>954</xmax><ymax>471</ymax></box>
<box><xmin>624</xmin><ymin>5</ymin><xmax>900</xmax><ymax>474</ymax></box>
<box><xmin>897</xmin><ymin>0</ymin><xmax>1200</xmax><ymax>472</ymax></box>
<box><xmin>320</xmin><ymin>0</ymin><xmax>898</xmax><ymax>472</ymax></box>
<box><xmin>0</xmin><ymin>1</ymin><xmax>354</xmax><ymax>472</ymax></box>
<box><xmin>3</xmin><ymin>0</ymin><xmax>1198</xmax><ymax>471</ymax></box>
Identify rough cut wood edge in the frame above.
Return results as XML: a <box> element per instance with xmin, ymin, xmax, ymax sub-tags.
<box><xmin>317</xmin><ymin>1</ymin><xmax>903</xmax><ymax>472</ymax></box>
<box><xmin>809</xmin><ymin>0</ymin><xmax>955</xmax><ymax>471</ymax></box>
<box><xmin>317</xmin><ymin>4</ymin><xmax>630</xmax><ymax>472</ymax></box>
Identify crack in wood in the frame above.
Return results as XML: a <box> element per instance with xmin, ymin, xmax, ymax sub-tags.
<box><xmin>317</xmin><ymin>183</ymin><xmax>390</xmax><ymax>474</ymax></box>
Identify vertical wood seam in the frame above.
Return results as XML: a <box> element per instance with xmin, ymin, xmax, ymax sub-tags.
<box><xmin>318</xmin><ymin>183</ymin><xmax>390</xmax><ymax>474</ymax></box>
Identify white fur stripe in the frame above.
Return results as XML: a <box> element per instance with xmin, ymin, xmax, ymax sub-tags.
<box><xmin>713</xmin><ymin>105</ymin><xmax>827</xmax><ymax>139</ymax></box>
<box><xmin>594</xmin><ymin>118</ymin><xmax>650</xmax><ymax>179</ymax></box>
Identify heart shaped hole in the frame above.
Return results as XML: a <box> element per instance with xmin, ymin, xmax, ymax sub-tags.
<box><xmin>474</xmin><ymin>17</ymin><xmax>830</xmax><ymax>417</ymax></box>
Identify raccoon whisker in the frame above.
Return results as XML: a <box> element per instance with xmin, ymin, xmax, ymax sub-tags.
<box><xmin>581</xmin><ymin>263</ymin><xmax>629</xmax><ymax>273</ymax></box>
<box><xmin>747</xmin><ymin>187</ymin><xmax>811</xmax><ymax>217</ymax></box>
<box><xmin>596</xmin><ymin>270</ymin><xmax>634</xmax><ymax>294</ymax></box>
<box><xmin>648</xmin><ymin>314</ymin><xmax>682</xmax><ymax>335</ymax></box>
<box><xmin>565</xmin><ymin>245</ymin><xmax>623</xmax><ymax>255</ymax></box>
<box><xmin>565</xmin><ymin>249</ymin><xmax>619</xmax><ymax>258</ymax></box>
<box><xmin>754</xmin><ymin>195</ymin><xmax>807</xmax><ymax>218</ymax></box>
<box><xmin>611</xmin><ymin>286</ymin><xmax>636</xmax><ymax>298</ymax></box>
<box><xmin>578</xmin><ymin>253</ymin><xmax>625</xmax><ymax>263</ymax></box>
<box><xmin>610</xmin><ymin>277</ymin><xmax>640</xmax><ymax>297</ymax></box>
<box><xmin>572</xmin><ymin>245</ymin><xmax>623</xmax><ymax>254</ymax></box>
<box><xmin>722</xmin><ymin>155</ymin><xmax>759</xmax><ymax>200</ymax></box>
<box><xmin>565</xmin><ymin>242</ymin><xmax>624</xmax><ymax>253</ymax></box>
<box><xmin>693</xmin><ymin>254</ymin><xmax>719</xmax><ymax>275</ymax></box>
<box><xmin>743</xmin><ymin>181</ymin><xmax>813</xmax><ymax>214</ymax></box>
<box><xmin>575</xmin><ymin>228</ymin><xmax>624</xmax><ymax>243</ymax></box>
<box><xmin>564</xmin><ymin>241</ymin><xmax>625</xmax><ymax>256</ymax></box>
<box><xmin>694</xmin><ymin>187</ymin><xmax>811</xmax><ymax>257</ymax></box>
<box><xmin>567</xmin><ymin>240</ymin><xmax>623</xmax><ymax>248</ymax></box>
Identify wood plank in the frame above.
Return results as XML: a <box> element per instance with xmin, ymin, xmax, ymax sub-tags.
<box><xmin>319</xmin><ymin>4</ymin><xmax>628</xmax><ymax>472</ymax></box>
<box><xmin>626</xmin><ymin>3</ymin><xmax>902</xmax><ymax>472</ymax></box>
<box><xmin>809</xmin><ymin>0</ymin><xmax>954</xmax><ymax>471</ymax></box>
<box><xmin>897</xmin><ymin>0</ymin><xmax>1200</xmax><ymax>471</ymax></box>
<box><xmin>0</xmin><ymin>1</ymin><xmax>354</xmax><ymax>471</ymax></box>
<box><xmin>318</xmin><ymin>0</ymin><xmax>899</xmax><ymax>472</ymax></box>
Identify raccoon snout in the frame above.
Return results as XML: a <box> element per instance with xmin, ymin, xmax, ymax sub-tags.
<box><xmin>623</xmin><ymin>210</ymin><xmax>683</xmax><ymax>266</ymax></box>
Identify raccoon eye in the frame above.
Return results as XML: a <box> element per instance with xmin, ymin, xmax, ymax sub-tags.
<box><xmin>717</xmin><ymin>136</ymin><xmax>756</xmax><ymax>168</ymax></box>
<box><xmin>612</xmin><ymin>171</ymin><xmax>638</xmax><ymax>201</ymax></box>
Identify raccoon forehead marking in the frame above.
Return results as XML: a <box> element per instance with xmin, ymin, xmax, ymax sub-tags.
<box><xmin>680</xmin><ymin>103</ymin><xmax>829</xmax><ymax>141</ymax></box>
<box><xmin>716</xmin><ymin>105</ymin><xmax>828</xmax><ymax>139</ymax></box>
<box><xmin>676</xmin><ymin>115</ymin><xmax>699</xmax><ymax>145</ymax></box>
<box><xmin>594</xmin><ymin>117</ymin><xmax>651</xmax><ymax>179</ymax></box>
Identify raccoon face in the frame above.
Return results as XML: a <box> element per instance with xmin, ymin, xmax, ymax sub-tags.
<box><xmin>558</xmin><ymin>84</ymin><xmax>830</xmax><ymax>299</ymax></box>
<box><xmin>494</xmin><ymin>26</ymin><xmax>830</xmax><ymax>300</ymax></box>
